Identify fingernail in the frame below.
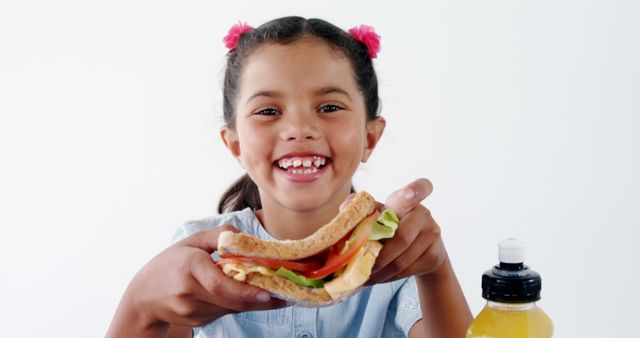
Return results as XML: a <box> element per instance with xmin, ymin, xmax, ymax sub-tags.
<box><xmin>403</xmin><ymin>188</ymin><xmax>415</xmax><ymax>200</ymax></box>
<box><xmin>256</xmin><ymin>291</ymin><xmax>271</xmax><ymax>302</ymax></box>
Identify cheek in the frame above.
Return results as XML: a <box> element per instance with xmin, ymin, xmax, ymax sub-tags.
<box><xmin>237</xmin><ymin>127</ymin><xmax>271</xmax><ymax>164</ymax></box>
<box><xmin>331</xmin><ymin>123</ymin><xmax>367</xmax><ymax>160</ymax></box>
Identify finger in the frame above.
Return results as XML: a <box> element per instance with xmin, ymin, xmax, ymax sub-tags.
<box><xmin>180</xmin><ymin>225</ymin><xmax>239</xmax><ymax>253</ymax></box>
<box><xmin>189</xmin><ymin>251</ymin><xmax>276</xmax><ymax>310</ymax></box>
<box><xmin>378</xmin><ymin>240</ymin><xmax>445</xmax><ymax>284</ymax></box>
<box><xmin>242</xmin><ymin>297</ymin><xmax>290</xmax><ymax>312</ymax></box>
<box><xmin>367</xmin><ymin>229</ymin><xmax>431</xmax><ymax>285</ymax></box>
<box><xmin>370</xmin><ymin>213</ymin><xmax>443</xmax><ymax>285</ymax></box>
<box><xmin>384</xmin><ymin>178</ymin><xmax>433</xmax><ymax>218</ymax></box>
<box><xmin>194</xmin><ymin>275</ymin><xmax>288</xmax><ymax>313</ymax></box>
<box><xmin>369</xmin><ymin>209</ymin><xmax>425</xmax><ymax>276</ymax></box>
<box><xmin>193</xmin><ymin>288</ymin><xmax>288</xmax><ymax>315</ymax></box>
<box><xmin>339</xmin><ymin>193</ymin><xmax>356</xmax><ymax>211</ymax></box>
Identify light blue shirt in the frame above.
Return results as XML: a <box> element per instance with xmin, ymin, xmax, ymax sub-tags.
<box><xmin>173</xmin><ymin>208</ymin><xmax>422</xmax><ymax>338</ymax></box>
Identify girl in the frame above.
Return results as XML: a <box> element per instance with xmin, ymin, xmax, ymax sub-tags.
<box><xmin>107</xmin><ymin>16</ymin><xmax>471</xmax><ymax>338</ymax></box>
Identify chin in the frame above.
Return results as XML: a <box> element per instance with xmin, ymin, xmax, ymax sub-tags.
<box><xmin>278</xmin><ymin>194</ymin><xmax>333</xmax><ymax>212</ymax></box>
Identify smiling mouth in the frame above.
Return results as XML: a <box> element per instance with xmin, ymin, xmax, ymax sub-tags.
<box><xmin>274</xmin><ymin>155</ymin><xmax>331</xmax><ymax>174</ymax></box>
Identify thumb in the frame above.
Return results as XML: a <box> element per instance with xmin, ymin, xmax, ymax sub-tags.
<box><xmin>384</xmin><ymin>178</ymin><xmax>433</xmax><ymax>218</ymax></box>
<box><xmin>179</xmin><ymin>224</ymin><xmax>239</xmax><ymax>253</ymax></box>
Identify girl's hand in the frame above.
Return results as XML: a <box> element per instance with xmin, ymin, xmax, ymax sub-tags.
<box><xmin>107</xmin><ymin>225</ymin><xmax>286</xmax><ymax>337</ymax></box>
<box><xmin>366</xmin><ymin>178</ymin><xmax>446</xmax><ymax>285</ymax></box>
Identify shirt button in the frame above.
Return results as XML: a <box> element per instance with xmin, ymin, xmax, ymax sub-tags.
<box><xmin>300</xmin><ymin>332</ymin><xmax>313</xmax><ymax>338</ymax></box>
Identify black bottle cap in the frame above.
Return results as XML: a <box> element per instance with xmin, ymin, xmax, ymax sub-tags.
<box><xmin>481</xmin><ymin>239</ymin><xmax>542</xmax><ymax>303</ymax></box>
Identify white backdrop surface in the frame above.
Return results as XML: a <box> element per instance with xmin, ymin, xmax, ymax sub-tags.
<box><xmin>1</xmin><ymin>0</ymin><xmax>639</xmax><ymax>337</ymax></box>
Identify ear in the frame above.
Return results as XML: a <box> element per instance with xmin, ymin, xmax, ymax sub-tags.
<box><xmin>361</xmin><ymin>116</ymin><xmax>386</xmax><ymax>163</ymax></box>
<box><xmin>220</xmin><ymin>126</ymin><xmax>241</xmax><ymax>159</ymax></box>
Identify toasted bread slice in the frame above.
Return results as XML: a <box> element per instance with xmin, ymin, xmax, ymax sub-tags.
<box><xmin>218</xmin><ymin>191</ymin><xmax>376</xmax><ymax>260</ymax></box>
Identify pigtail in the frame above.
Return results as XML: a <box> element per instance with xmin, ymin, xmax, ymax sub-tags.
<box><xmin>217</xmin><ymin>174</ymin><xmax>262</xmax><ymax>213</ymax></box>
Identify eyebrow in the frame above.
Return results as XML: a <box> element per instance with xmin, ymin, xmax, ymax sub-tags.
<box><xmin>245</xmin><ymin>86</ymin><xmax>352</xmax><ymax>104</ymax></box>
<box><xmin>315</xmin><ymin>86</ymin><xmax>352</xmax><ymax>100</ymax></box>
<box><xmin>246</xmin><ymin>90</ymin><xmax>282</xmax><ymax>104</ymax></box>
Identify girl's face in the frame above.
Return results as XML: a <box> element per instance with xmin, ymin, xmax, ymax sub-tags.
<box><xmin>222</xmin><ymin>38</ymin><xmax>385</xmax><ymax>214</ymax></box>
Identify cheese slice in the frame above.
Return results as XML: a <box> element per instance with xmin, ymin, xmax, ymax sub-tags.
<box><xmin>323</xmin><ymin>240</ymin><xmax>383</xmax><ymax>300</ymax></box>
<box><xmin>222</xmin><ymin>263</ymin><xmax>276</xmax><ymax>282</ymax></box>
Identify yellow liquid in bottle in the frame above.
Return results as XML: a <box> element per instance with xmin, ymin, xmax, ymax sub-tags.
<box><xmin>466</xmin><ymin>301</ymin><xmax>553</xmax><ymax>338</ymax></box>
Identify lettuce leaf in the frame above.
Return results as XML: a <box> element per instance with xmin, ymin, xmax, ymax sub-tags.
<box><xmin>369</xmin><ymin>209</ymin><xmax>400</xmax><ymax>240</ymax></box>
<box><xmin>275</xmin><ymin>267</ymin><xmax>326</xmax><ymax>288</ymax></box>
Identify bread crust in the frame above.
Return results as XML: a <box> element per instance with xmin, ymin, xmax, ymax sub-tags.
<box><xmin>218</xmin><ymin>191</ymin><xmax>376</xmax><ymax>260</ymax></box>
<box><xmin>243</xmin><ymin>272</ymin><xmax>334</xmax><ymax>306</ymax></box>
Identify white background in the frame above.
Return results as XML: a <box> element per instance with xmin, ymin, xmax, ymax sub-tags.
<box><xmin>1</xmin><ymin>0</ymin><xmax>638</xmax><ymax>337</ymax></box>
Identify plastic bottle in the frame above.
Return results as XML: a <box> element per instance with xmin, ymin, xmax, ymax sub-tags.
<box><xmin>466</xmin><ymin>238</ymin><xmax>553</xmax><ymax>338</ymax></box>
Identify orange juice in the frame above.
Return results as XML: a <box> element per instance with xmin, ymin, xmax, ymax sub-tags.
<box><xmin>467</xmin><ymin>301</ymin><xmax>553</xmax><ymax>337</ymax></box>
<box><xmin>466</xmin><ymin>239</ymin><xmax>553</xmax><ymax>338</ymax></box>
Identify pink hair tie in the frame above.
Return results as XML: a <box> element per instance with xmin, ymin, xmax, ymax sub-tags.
<box><xmin>223</xmin><ymin>21</ymin><xmax>254</xmax><ymax>50</ymax></box>
<box><xmin>348</xmin><ymin>24</ymin><xmax>381</xmax><ymax>58</ymax></box>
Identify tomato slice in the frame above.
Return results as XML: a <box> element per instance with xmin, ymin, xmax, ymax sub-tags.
<box><xmin>304</xmin><ymin>222</ymin><xmax>372</xmax><ymax>279</ymax></box>
<box><xmin>217</xmin><ymin>256</ymin><xmax>322</xmax><ymax>272</ymax></box>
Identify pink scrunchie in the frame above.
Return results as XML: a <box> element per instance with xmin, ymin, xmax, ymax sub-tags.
<box><xmin>348</xmin><ymin>24</ymin><xmax>381</xmax><ymax>58</ymax></box>
<box><xmin>223</xmin><ymin>21</ymin><xmax>253</xmax><ymax>50</ymax></box>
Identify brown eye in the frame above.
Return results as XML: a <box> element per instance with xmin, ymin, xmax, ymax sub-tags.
<box><xmin>256</xmin><ymin>108</ymin><xmax>280</xmax><ymax>116</ymax></box>
<box><xmin>318</xmin><ymin>104</ymin><xmax>343</xmax><ymax>113</ymax></box>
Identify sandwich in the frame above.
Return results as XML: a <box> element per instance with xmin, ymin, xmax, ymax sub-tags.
<box><xmin>216</xmin><ymin>191</ymin><xmax>399</xmax><ymax>307</ymax></box>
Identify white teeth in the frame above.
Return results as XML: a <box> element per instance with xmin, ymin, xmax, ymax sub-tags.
<box><xmin>277</xmin><ymin>156</ymin><xmax>327</xmax><ymax>170</ymax></box>
<box><xmin>290</xmin><ymin>167</ymin><xmax>318</xmax><ymax>175</ymax></box>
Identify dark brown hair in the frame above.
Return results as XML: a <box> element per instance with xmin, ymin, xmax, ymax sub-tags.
<box><xmin>218</xmin><ymin>16</ymin><xmax>380</xmax><ymax>213</ymax></box>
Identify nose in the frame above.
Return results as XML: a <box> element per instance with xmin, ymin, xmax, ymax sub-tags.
<box><xmin>279</xmin><ymin>109</ymin><xmax>321</xmax><ymax>141</ymax></box>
